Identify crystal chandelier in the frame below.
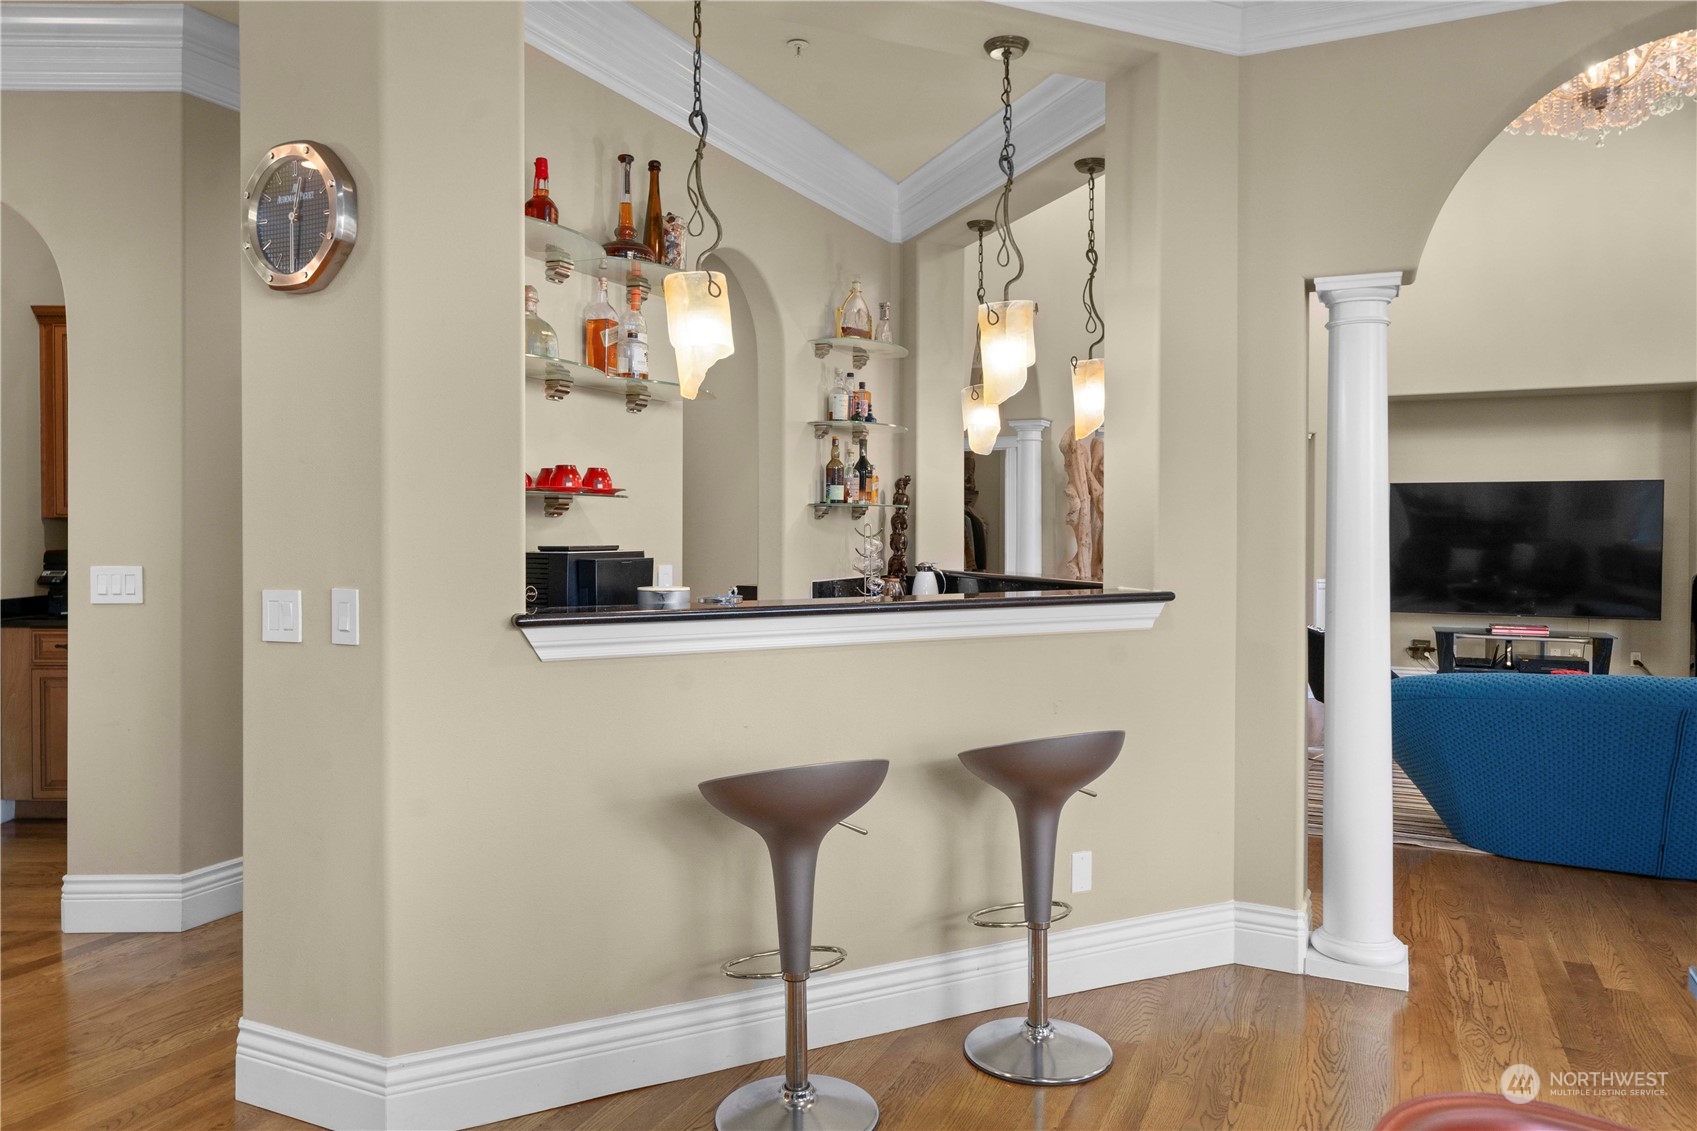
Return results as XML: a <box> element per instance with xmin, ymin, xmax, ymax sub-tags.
<box><xmin>1506</xmin><ymin>30</ymin><xmax>1696</xmax><ymax>145</ymax></box>
<box><xmin>662</xmin><ymin>0</ymin><xmax>734</xmax><ymax>399</ymax></box>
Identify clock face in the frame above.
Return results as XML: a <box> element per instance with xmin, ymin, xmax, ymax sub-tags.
<box><xmin>254</xmin><ymin>157</ymin><xmax>330</xmax><ymax>275</ymax></box>
<box><xmin>243</xmin><ymin>141</ymin><xmax>357</xmax><ymax>293</ymax></box>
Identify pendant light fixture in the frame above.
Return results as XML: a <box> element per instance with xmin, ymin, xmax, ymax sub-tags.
<box><xmin>662</xmin><ymin>0</ymin><xmax>734</xmax><ymax>400</ymax></box>
<box><xmin>1071</xmin><ymin>157</ymin><xmax>1106</xmax><ymax>439</ymax></box>
<box><xmin>963</xmin><ymin>219</ymin><xmax>1001</xmax><ymax>455</ymax></box>
<box><xmin>977</xmin><ymin>35</ymin><xmax>1037</xmax><ymax>407</ymax></box>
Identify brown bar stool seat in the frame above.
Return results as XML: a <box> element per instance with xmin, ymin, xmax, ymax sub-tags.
<box><xmin>699</xmin><ymin>759</ymin><xmax>889</xmax><ymax>1131</ymax></box>
<box><xmin>958</xmin><ymin>730</ymin><xmax>1124</xmax><ymax>1085</ymax></box>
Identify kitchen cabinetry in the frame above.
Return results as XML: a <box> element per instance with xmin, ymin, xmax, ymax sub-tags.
<box><xmin>34</xmin><ymin>306</ymin><xmax>67</xmax><ymax>519</ymax></box>
<box><xmin>3</xmin><ymin>627</ymin><xmax>68</xmax><ymax>802</ymax></box>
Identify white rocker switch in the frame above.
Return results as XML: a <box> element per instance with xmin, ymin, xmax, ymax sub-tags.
<box><xmin>90</xmin><ymin>566</ymin><xmax>143</xmax><ymax>604</ymax></box>
<box><xmin>331</xmin><ymin>588</ymin><xmax>359</xmax><ymax>646</ymax></box>
<box><xmin>262</xmin><ymin>589</ymin><xmax>302</xmax><ymax>643</ymax></box>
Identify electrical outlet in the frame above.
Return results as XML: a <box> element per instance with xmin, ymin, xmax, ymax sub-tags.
<box><xmin>1071</xmin><ymin>850</ymin><xmax>1093</xmax><ymax>893</ymax></box>
<box><xmin>1407</xmin><ymin>638</ymin><xmax>1434</xmax><ymax>660</ymax></box>
<box><xmin>1631</xmin><ymin>651</ymin><xmax>1644</xmax><ymax>666</ymax></box>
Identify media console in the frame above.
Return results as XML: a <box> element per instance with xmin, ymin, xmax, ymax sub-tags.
<box><xmin>1433</xmin><ymin>626</ymin><xmax>1616</xmax><ymax>675</ymax></box>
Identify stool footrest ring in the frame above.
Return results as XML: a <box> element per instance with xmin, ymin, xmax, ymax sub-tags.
<box><xmin>721</xmin><ymin>944</ymin><xmax>848</xmax><ymax>979</ymax></box>
<box><xmin>967</xmin><ymin>900</ymin><xmax>1073</xmax><ymax>928</ymax></box>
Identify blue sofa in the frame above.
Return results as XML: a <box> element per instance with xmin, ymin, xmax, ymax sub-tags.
<box><xmin>1391</xmin><ymin>674</ymin><xmax>1697</xmax><ymax>880</ymax></box>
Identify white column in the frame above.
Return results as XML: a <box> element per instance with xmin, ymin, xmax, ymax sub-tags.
<box><xmin>1308</xmin><ymin>272</ymin><xmax>1408</xmax><ymax>991</ymax></box>
<box><xmin>1007</xmin><ymin>419</ymin><xmax>1050</xmax><ymax>575</ymax></box>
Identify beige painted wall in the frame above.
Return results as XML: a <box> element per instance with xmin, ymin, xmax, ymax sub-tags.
<box><xmin>1</xmin><ymin>204</ymin><xmax>66</xmax><ymax>598</ymax></box>
<box><xmin>1235</xmin><ymin>0</ymin><xmax>1697</xmax><ymax>913</ymax></box>
<box><xmin>1389</xmin><ymin>391</ymin><xmax>1692</xmax><ymax>675</ymax></box>
<box><xmin>964</xmin><ymin>180</ymin><xmax>1098</xmax><ymax>575</ymax></box>
<box><xmin>1</xmin><ymin>91</ymin><xmax>242</xmax><ymax>876</ymax></box>
<box><xmin>523</xmin><ymin>52</ymin><xmax>903</xmax><ymax>597</ymax></box>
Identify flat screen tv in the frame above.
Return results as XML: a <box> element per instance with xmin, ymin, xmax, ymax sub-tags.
<box><xmin>1389</xmin><ymin>480</ymin><xmax>1664</xmax><ymax>620</ymax></box>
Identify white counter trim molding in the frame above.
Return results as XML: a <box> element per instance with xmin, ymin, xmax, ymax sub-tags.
<box><xmin>60</xmin><ymin>857</ymin><xmax>243</xmax><ymax>933</ymax></box>
<box><xmin>519</xmin><ymin>590</ymin><xmax>1169</xmax><ymax>662</ymax></box>
<box><xmin>235</xmin><ymin>900</ymin><xmax>1306</xmax><ymax>1131</ymax></box>
<box><xmin>1310</xmin><ymin>271</ymin><xmax>1410</xmax><ymax>992</ymax></box>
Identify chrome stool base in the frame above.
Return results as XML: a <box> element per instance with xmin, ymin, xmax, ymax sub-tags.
<box><xmin>962</xmin><ymin>1016</ymin><xmax>1113</xmax><ymax>1086</ymax></box>
<box><xmin>714</xmin><ymin>1074</ymin><xmax>880</xmax><ymax>1131</ymax></box>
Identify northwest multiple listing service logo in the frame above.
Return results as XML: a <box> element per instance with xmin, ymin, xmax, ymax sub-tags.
<box><xmin>1500</xmin><ymin>1063</ymin><xmax>1670</xmax><ymax>1104</ymax></box>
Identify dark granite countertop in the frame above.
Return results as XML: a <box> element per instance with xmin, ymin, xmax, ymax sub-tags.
<box><xmin>514</xmin><ymin>586</ymin><xmax>1175</xmax><ymax>628</ymax></box>
<box><xmin>1</xmin><ymin>597</ymin><xmax>65</xmax><ymax>629</ymax></box>
<box><xmin>1</xmin><ymin>615</ymin><xmax>68</xmax><ymax>629</ymax></box>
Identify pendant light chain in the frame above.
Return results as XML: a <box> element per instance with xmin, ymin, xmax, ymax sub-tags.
<box><xmin>684</xmin><ymin>0</ymin><xmax>723</xmax><ymax>287</ymax></box>
<box><xmin>1082</xmin><ymin>166</ymin><xmax>1102</xmax><ymax>359</ymax></box>
<box><xmin>976</xmin><ymin>226</ymin><xmax>988</xmax><ymax>306</ymax></box>
<box><xmin>988</xmin><ymin>47</ymin><xmax>1025</xmax><ymax>322</ymax></box>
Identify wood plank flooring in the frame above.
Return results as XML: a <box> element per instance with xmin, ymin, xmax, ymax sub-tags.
<box><xmin>3</xmin><ymin>818</ymin><xmax>1693</xmax><ymax>1130</ymax></box>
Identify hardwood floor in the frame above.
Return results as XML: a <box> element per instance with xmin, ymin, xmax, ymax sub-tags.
<box><xmin>3</xmin><ymin>819</ymin><xmax>1692</xmax><ymax>1130</ymax></box>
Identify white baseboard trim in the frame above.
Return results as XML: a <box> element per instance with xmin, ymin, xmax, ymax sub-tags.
<box><xmin>1304</xmin><ymin>942</ymin><xmax>1410</xmax><ymax>991</ymax></box>
<box><xmin>61</xmin><ymin>857</ymin><xmax>242</xmax><ymax>933</ymax></box>
<box><xmin>236</xmin><ymin>900</ymin><xmax>1306</xmax><ymax>1131</ymax></box>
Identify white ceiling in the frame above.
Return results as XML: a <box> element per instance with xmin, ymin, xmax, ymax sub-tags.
<box><xmin>1</xmin><ymin>0</ymin><xmax>1566</xmax><ymax>241</ymax></box>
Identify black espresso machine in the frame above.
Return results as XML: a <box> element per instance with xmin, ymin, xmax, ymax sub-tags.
<box><xmin>39</xmin><ymin>549</ymin><xmax>68</xmax><ymax>616</ymax></box>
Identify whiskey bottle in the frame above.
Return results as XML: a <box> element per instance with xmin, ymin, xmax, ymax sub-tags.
<box><xmin>584</xmin><ymin>278</ymin><xmax>619</xmax><ymax>373</ymax></box>
<box><xmin>642</xmin><ymin>160</ymin><xmax>664</xmax><ymax>263</ymax></box>
<box><xmin>836</xmin><ymin>280</ymin><xmax>873</xmax><ymax>339</ymax></box>
<box><xmin>604</xmin><ymin>154</ymin><xmax>655</xmax><ymax>261</ymax></box>
<box><xmin>524</xmin><ymin>285</ymin><xmax>559</xmax><ymax>359</ymax></box>
<box><xmin>852</xmin><ymin>381</ymin><xmax>871</xmax><ymax>422</ymax></box>
<box><xmin>524</xmin><ymin>157</ymin><xmax>559</xmax><ymax>223</ymax></box>
<box><xmin>825</xmin><ymin>438</ymin><xmax>846</xmax><ymax>504</ymax></box>
<box><xmin>853</xmin><ymin>438</ymin><xmax>875</xmax><ymax>503</ymax></box>
<box><xmin>618</xmin><ymin>286</ymin><xmax>649</xmax><ymax>380</ymax></box>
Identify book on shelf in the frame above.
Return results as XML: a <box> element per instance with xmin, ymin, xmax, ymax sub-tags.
<box><xmin>1487</xmin><ymin>624</ymin><xmax>1550</xmax><ymax>637</ymax></box>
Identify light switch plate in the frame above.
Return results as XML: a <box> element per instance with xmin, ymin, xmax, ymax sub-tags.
<box><xmin>331</xmin><ymin>588</ymin><xmax>359</xmax><ymax>645</ymax></box>
<box><xmin>262</xmin><ymin>589</ymin><xmax>302</xmax><ymax>642</ymax></box>
<box><xmin>1071</xmin><ymin>850</ymin><xmax>1093</xmax><ymax>893</ymax></box>
<box><xmin>90</xmin><ymin>566</ymin><xmax>143</xmax><ymax>604</ymax></box>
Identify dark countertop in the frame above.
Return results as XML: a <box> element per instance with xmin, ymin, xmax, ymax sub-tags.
<box><xmin>1</xmin><ymin>615</ymin><xmax>68</xmax><ymax>629</ymax></box>
<box><xmin>514</xmin><ymin>586</ymin><xmax>1175</xmax><ymax>628</ymax></box>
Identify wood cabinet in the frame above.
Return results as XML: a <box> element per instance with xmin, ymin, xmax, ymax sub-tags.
<box><xmin>3</xmin><ymin>627</ymin><xmax>67</xmax><ymax>802</ymax></box>
<box><xmin>34</xmin><ymin>306</ymin><xmax>66</xmax><ymax>519</ymax></box>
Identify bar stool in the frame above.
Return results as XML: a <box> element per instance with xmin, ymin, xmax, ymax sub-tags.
<box><xmin>958</xmin><ymin>730</ymin><xmax>1125</xmax><ymax>1086</ymax></box>
<box><xmin>699</xmin><ymin>759</ymin><xmax>890</xmax><ymax>1131</ymax></box>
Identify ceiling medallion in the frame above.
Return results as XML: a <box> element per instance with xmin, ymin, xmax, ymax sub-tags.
<box><xmin>1507</xmin><ymin>30</ymin><xmax>1696</xmax><ymax>145</ymax></box>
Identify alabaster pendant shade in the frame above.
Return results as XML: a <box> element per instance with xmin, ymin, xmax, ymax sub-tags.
<box><xmin>1072</xmin><ymin>357</ymin><xmax>1105</xmax><ymax>438</ymax></box>
<box><xmin>963</xmin><ymin>384</ymin><xmax>1000</xmax><ymax>456</ymax></box>
<box><xmin>976</xmin><ymin>299</ymin><xmax>1036</xmax><ymax>405</ymax></box>
<box><xmin>663</xmin><ymin>270</ymin><xmax>734</xmax><ymax>399</ymax></box>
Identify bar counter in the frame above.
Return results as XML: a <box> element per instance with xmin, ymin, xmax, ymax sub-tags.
<box><xmin>513</xmin><ymin>586</ymin><xmax>1176</xmax><ymax>662</ymax></box>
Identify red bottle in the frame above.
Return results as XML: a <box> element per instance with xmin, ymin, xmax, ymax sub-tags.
<box><xmin>525</xmin><ymin>158</ymin><xmax>558</xmax><ymax>223</ymax></box>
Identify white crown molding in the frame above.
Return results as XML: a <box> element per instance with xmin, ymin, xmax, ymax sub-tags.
<box><xmin>236</xmin><ymin>899</ymin><xmax>1307</xmax><ymax>1130</ymax></box>
<box><xmin>0</xmin><ymin>3</ymin><xmax>239</xmax><ymax>110</ymax></box>
<box><xmin>61</xmin><ymin>856</ymin><xmax>243</xmax><ymax>933</ymax></box>
<box><xmin>990</xmin><ymin>1</ymin><xmax>1560</xmax><ymax>57</ymax></box>
<box><xmin>896</xmin><ymin>74</ymin><xmax>1105</xmax><ymax>241</ymax></box>
<box><xmin>518</xmin><ymin>592</ymin><xmax>1169</xmax><ymax>662</ymax></box>
<box><xmin>523</xmin><ymin>0</ymin><xmax>900</xmax><ymax>240</ymax></box>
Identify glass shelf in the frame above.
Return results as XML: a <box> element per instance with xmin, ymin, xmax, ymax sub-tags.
<box><xmin>525</xmin><ymin>486</ymin><xmax>628</xmax><ymax>517</ymax></box>
<box><xmin>525</xmin><ymin>218</ymin><xmax>677</xmax><ymax>295</ymax></box>
<box><xmin>807</xmin><ymin>420</ymin><xmax>907</xmax><ymax>440</ymax></box>
<box><xmin>811</xmin><ymin>501</ymin><xmax>908</xmax><ymax>520</ymax></box>
<box><xmin>525</xmin><ymin>353</ymin><xmax>709</xmax><ymax>412</ymax></box>
<box><xmin>808</xmin><ymin>337</ymin><xmax>909</xmax><ymax>364</ymax></box>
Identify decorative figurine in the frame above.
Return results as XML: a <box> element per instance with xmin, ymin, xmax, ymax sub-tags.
<box><xmin>885</xmin><ymin>475</ymin><xmax>912</xmax><ymax>582</ymax></box>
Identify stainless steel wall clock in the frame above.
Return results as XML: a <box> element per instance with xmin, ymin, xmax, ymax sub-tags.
<box><xmin>242</xmin><ymin>140</ymin><xmax>357</xmax><ymax>293</ymax></box>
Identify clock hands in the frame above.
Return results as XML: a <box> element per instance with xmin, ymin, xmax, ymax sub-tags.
<box><xmin>289</xmin><ymin>173</ymin><xmax>302</xmax><ymax>273</ymax></box>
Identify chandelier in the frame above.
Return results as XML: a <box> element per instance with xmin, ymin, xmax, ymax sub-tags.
<box><xmin>1506</xmin><ymin>30</ymin><xmax>1696</xmax><ymax>144</ymax></box>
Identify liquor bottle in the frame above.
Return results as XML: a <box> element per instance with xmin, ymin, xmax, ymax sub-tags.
<box><xmin>584</xmin><ymin>278</ymin><xmax>619</xmax><ymax>373</ymax></box>
<box><xmin>618</xmin><ymin>287</ymin><xmax>649</xmax><ymax>380</ymax></box>
<box><xmin>828</xmin><ymin>371</ymin><xmax>852</xmax><ymax>421</ymax></box>
<box><xmin>604</xmin><ymin>154</ymin><xmax>654</xmax><ymax>261</ymax></box>
<box><xmin>642</xmin><ymin>160</ymin><xmax>664</xmax><ymax>263</ymax></box>
<box><xmin>854</xmin><ymin>438</ymin><xmax>874</xmax><ymax>503</ymax></box>
<box><xmin>875</xmin><ymin>301</ymin><xmax>894</xmax><ymax>343</ymax></box>
<box><xmin>836</xmin><ymin>280</ymin><xmax>873</xmax><ymax>339</ymax></box>
<box><xmin>825</xmin><ymin>438</ymin><xmax>846</xmax><ymax>504</ymax></box>
<box><xmin>524</xmin><ymin>157</ymin><xmax>559</xmax><ymax>223</ymax></box>
<box><xmin>524</xmin><ymin>285</ymin><xmax>559</xmax><ymax>359</ymax></box>
<box><xmin>853</xmin><ymin>381</ymin><xmax>871</xmax><ymax>422</ymax></box>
